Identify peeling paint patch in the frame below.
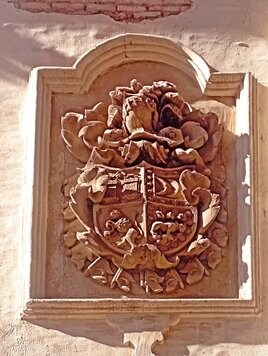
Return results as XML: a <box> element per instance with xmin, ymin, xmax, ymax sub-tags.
<box><xmin>12</xmin><ymin>0</ymin><xmax>193</xmax><ymax>22</ymax></box>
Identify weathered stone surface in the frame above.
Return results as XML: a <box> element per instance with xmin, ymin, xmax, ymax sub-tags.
<box><xmin>1</xmin><ymin>1</ymin><xmax>268</xmax><ymax>356</ymax></box>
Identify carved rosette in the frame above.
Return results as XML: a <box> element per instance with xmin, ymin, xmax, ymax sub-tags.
<box><xmin>61</xmin><ymin>79</ymin><xmax>228</xmax><ymax>295</ymax></box>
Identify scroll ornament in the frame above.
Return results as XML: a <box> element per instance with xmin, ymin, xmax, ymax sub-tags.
<box><xmin>61</xmin><ymin>79</ymin><xmax>228</xmax><ymax>295</ymax></box>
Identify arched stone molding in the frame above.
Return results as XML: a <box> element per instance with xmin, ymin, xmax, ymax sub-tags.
<box><xmin>36</xmin><ymin>34</ymin><xmax>211</xmax><ymax>95</ymax></box>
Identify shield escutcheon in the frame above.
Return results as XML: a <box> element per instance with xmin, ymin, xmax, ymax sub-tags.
<box><xmin>92</xmin><ymin>162</ymin><xmax>198</xmax><ymax>259</ymax></box>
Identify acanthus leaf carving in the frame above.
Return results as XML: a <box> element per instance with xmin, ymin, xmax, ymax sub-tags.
<box><xmin>141</xmin><ymin>270</ymin><xmax>165</xmax><ymax>294</ymax></box>
<box><xmin>110</xmin><ymin>268</ymin><xmax>136</xmax><ymax>293</ymax></box>
<box><xmin>164</xmin><ymin>268</ymin><xmax>185</xmax><ymax>292</ymax></box>
<box><xmin>85</xmin><ymin>257</ymin><xmax>114</xmax><ymax>285</ymax></box>
<box><xmin>179</xmin><ymin>258</ymin><xmax>208</xmax><ymax>285</ymax></box>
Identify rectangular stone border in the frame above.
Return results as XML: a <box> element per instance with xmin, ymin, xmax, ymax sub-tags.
<box><xmin>20</xmin><ymin>45</ymin><xmax>261</xmax><ymax>319</ymax></box>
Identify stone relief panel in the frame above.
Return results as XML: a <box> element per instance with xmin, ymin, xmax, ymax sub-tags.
<box><xmin>21</xmin><ymin>35</ymin><xmax>259</xmax><ymax>319</ymax></box>
<box><xmin>61</xmin><ymin>79</ymin><xmax>228</xmax><ymax>295</ymax></box>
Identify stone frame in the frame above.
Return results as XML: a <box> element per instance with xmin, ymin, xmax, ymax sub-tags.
<box><xmin>21</xmin><ymin>34</ymin><xmax>261</xmax><ymax>319</ymax></box>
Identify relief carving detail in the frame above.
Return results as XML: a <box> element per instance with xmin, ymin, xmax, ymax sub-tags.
<box><xmin>61</xmin><ymin>79</ymin><xmax>228</xmax><ymax>295</ymax></box>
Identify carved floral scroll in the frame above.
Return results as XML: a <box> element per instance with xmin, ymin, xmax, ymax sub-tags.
<box><xmin>61</xmin><ymin>79</ymin><xmax>228</xmax><ymax>295</ymax></box>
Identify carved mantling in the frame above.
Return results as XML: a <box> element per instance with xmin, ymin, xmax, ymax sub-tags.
<box><xmin>61</xmin><ymin>78</ymin><xmax>227</xmax><ymax>295</ymax></box>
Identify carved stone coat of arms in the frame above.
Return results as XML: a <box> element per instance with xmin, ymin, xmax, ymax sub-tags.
<box><xmin>61</xmin><ymin>79</ymin><xmax>228</xmax><ymax>295</ymax></box>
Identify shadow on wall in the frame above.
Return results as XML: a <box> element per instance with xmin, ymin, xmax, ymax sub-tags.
<box><xmin>27</xmin><ymin>82</ymin><xmax>268</xmax><ymax>356</ymax></box>
<box><xmin>30</xmin><ymin>310</ymin><xmax>267</xmax><ymax>356</ymax></box>
<box><xmin>31</xmin><ymin>318</ymin><xmax>126</xmax><ymax>349</ymax></box>
<box><xmin>0</xmin><ymin>22</ymin><xmax>76</xmax><ymax>82</ymax></box>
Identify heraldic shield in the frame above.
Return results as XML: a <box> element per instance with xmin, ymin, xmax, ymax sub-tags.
<box><xmin>92</xmin><ymin>163</ymin><xmax>198</xmax><ymax>259</ymax></box>
<box><xmin>62</xmin><ymin>79</ymin><xmax>228</xmax><ymax>294</ymax></box>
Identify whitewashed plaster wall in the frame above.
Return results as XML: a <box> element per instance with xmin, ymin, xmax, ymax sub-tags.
<box><xmin>1</xmin><ymin>0</ymin><xmax>268</xmax><ymax>355</ymax></box>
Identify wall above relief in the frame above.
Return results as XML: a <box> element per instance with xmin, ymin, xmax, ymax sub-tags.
<box><xmin>12</xmin><ymin>0</ymin><xmax>193</xmax><ymax>22</ymax></box>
